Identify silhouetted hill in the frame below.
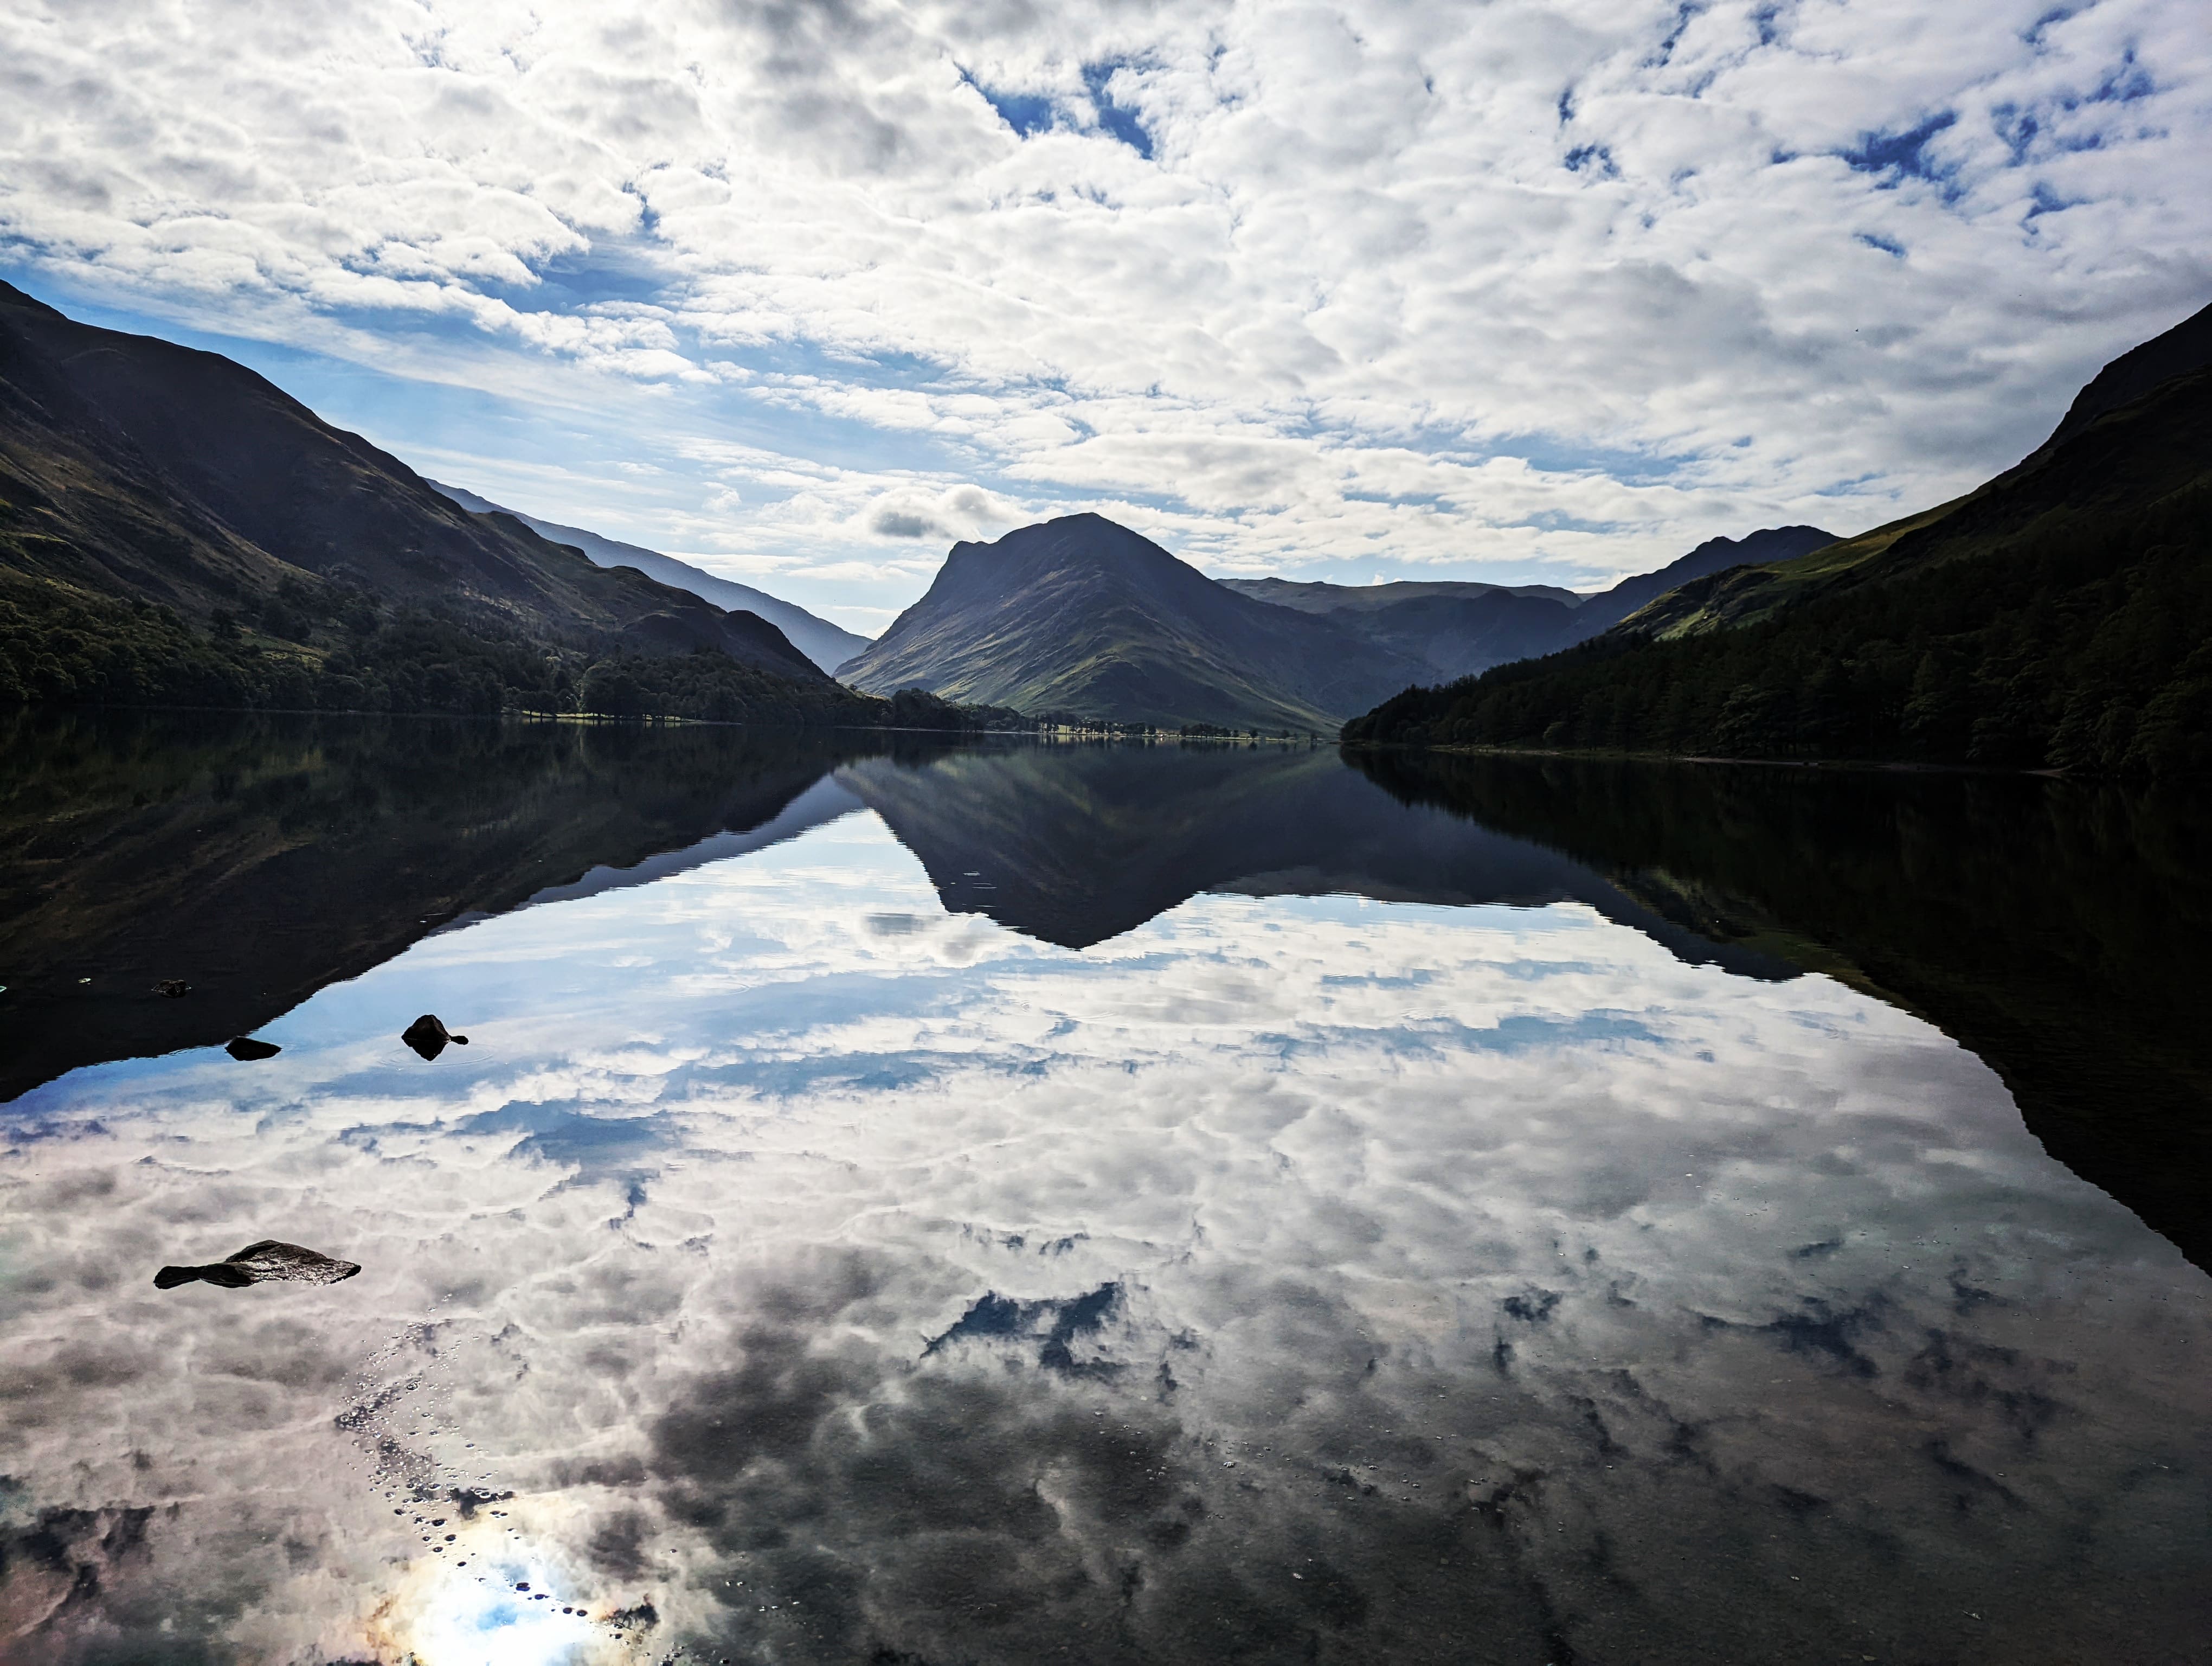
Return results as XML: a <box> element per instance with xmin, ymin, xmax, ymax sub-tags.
<box><xmin>1567</xmin><ymin>525</ymin><xmax>1838</xmax><ymax>637</ymax></box>
<box><xmin>1346</xmin><ymin>306</ymin><xmax>2212</xmax><ymax>778</ymax></box>
<box><xmin>0</xmin><ymin>280</ymin><xmax>948</xmax><ymax>723</ymax></box>
<box><xmin>2046</xmin><ymin>298</ymin><xmax>2212</xmax><ymax>447</ymax></box>
<box><xmin>428</xmin><ymin>479</ymin><xmax>871</xmax><ymax>674</ymax></box>
<box><xmin>1223</xmin><ymin>527</ymin><xmax>1835</xmax><ymax>683</ymax></box>
<box><xmin>838</xmin><ymin>514</ymin><xmax>1429</xmax><ymax>731</ymax></box>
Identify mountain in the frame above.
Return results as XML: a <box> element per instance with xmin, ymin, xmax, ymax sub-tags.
<box><xmin>2045</xmin><ymin>298</ymin><xmax>2212</xmax><ymax>448</ymax></box>
<box><xmin>1564</xmin><ymin>525</ymin><xmax>1838</xmax><ymax>638</ymax></box>
<box><xmin>836</xmin><ymin>513</ymin><xmax>1430</xmax><ymax>732</ymax></box>
<box><xmin>1222</xmin><ymin>526</ymin><xmax>1835</xmax><ymax>684</ymax></box>
<box><xmin>0</xmin><ymin>280</ymin><xmax>950</xmax><ymax>723</ymax></box>
<box><xmin>1220</xmin><ymin>576</ymin><xmax>1580</xmax><ymax>611</ymax></box>
<box><xmin>427</xmin><ymin>480</ymin><xmax>870</xmax><ymax>674</ymax></box>
<box><xmin>1345</xmin><ymin>300</ymin><xmax>2212</xmax><ymax>779</ymax></box>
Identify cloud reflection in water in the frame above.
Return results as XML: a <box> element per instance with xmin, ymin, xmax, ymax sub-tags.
<box><xmin>2</xmin><ymin>807</ymin><xmax>2205</xmax><ymax>1664</ymax></box>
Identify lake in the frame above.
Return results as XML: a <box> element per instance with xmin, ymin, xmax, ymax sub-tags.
<box><xmin>3</xmin><ymin>711</ymin><xmax>2208</xmax><ymax>1665</ymax></box>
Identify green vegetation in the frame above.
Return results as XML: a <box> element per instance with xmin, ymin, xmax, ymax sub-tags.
<box><xmin>0</xmin><ymin>568</ymin><xmax>1021</xmax><ymax>731</ymax></box>
<box><xmin>1346</xmin><ymin>369</ymin><xmax>2212</xmax><ymax>780</ymax></box>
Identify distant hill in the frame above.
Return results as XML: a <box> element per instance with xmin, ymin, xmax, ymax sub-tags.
<box><xmin>1345</xmin><ymin>300</ymin><xmax>2212</xmax><ymax>780</ymax></box>
<box><xmin>1220</xmin><ymin>576</ymin><xmax>1581</xmax><ymax>611</ymax></box>
<box><xmin>1219</xmin><ymin>576</ymin><xmax>1584</xmax><ymax>685</ymax></box>
<box><xmin>427</xmin><ymin>480</ymin><xmax>870</xmax><ymax>674</ymax></box>
<box><xmin>1223</xmin><ymin>526</ymin><xmax>1835</xmax><ymax>683</ymax></box>
<box><xmin>838</xmin><ymin>513</ymin><xmax>1430</xmax><ymax>732</ymax></box>
<box><xmin>1565</xmin><ymin>526</ymin><xmax>1838</xmax><ymax>639</ymax></box>
<box><xmin>0</xmin><ymin>280</ymin><xmax>994</xmax><ymax>726</ymax></box>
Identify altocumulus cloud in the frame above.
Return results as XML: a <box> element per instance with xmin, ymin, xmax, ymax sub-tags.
<box><xmin>0</xmin><ymin>0</ymin><xmax>2207</xmax><ymax>614</ymax></box>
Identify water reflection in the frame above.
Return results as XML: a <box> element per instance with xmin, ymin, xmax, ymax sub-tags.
<box><xmin>0</xmin><ymin>710</ymin><xmax>885</xmax><ymax>1101</ymax></box>
<box><xmin>1</xmin><ymin>719</ymin><xmax>2206</xmax><ymax>1664</ymax></box>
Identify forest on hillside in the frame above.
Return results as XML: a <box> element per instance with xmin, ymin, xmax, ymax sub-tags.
<box><xmin>1347</xmin><ymin>416</ymin><xmax>2211</xmax><ymax>781</ymax></box>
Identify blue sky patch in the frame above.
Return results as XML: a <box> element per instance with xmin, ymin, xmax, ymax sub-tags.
<box><xmin>966</xmin><ymin>71</ymin><xmax>1058</xmax><ymax>139</ymax></box>
<box><xmin>1838</xmin><ymin>111</ymin><xmax>1960</xmax><ymax>194</ymax></box>
<box><xmin>1082</xmin><ymin>62</ymin><xmax>1155</xmax><ymax>158</ymax></box>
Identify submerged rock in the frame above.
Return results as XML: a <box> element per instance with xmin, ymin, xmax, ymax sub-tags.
<box><xmin>225</xmin><ymin>1036</ymin><xmax>282</xmax><ymax>1061</ymax></box>
<box><xmin>154</xmin><ymin>1239</ymin><xmax>361</xmax><ymax>1290</ymax></box>
<box><xmin>401</xmin><ymin>1014</ymin><xmax>470</xmax><ymax>1060</ymax></box>
<box><xmin>153</xmin><ymin>979</ymin><xmax>190</xmax><ymax>998</ymax></box>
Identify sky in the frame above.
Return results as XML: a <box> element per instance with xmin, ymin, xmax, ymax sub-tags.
<box><xmin>2</xmin><ymin>0</ymin><xmax>2208</xmax><ymax>633</ymax></box>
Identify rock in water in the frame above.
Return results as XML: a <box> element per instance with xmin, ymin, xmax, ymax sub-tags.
<box><xmin>401</xmin><ymin>1014</ymin><xmax>469</xmax><ymax>1060</ymax></box>
<box><xmin>153</xmin><ymin>979</ymin><xmax>190</xmax><ymax>998</ymax></box>
<box><xmin>226</xmin><ymin>1036</ymin><xmax>282</xmax><ymax>1061</ymax></box>
<box><xmin>154</xmin><ymin>1240</ymin><xmax>361</xmax><ymax>1290</ymax></box>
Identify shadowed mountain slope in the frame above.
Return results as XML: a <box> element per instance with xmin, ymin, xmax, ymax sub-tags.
<box><xmin>0</xmin><ymin>282</ymin><xmax>944</xmax><ymax>722</ymax></box>
<box><xmin>1347</xmin><ymin>304</ymin><xmax>2212</xmax><ymax>777</ymax></box>
<box><xmin>2046</xmin><ymin>298</ymin><xmax>2212</xmax><ymax>448</ymax></box>
<box><xmin>0</xmin><ymin>281</ymin><xmax>818</xmax><ymax>678</ymax></box>
<box><xmin>428</xmin><ymin>479</ymin><xmax>871</xmax><ymax>674</ymax></box>
<box><xmin>837</xmin><ymin>514</ymin><xmax>1428</xmax><ymax>731</ymax></box>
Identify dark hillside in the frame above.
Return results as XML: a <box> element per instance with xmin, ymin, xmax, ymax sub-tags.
<box><xmin>1346</xmin><ymin>360</ymin><xmax>2212</xmax><ymax>779</ymax></box>
<box><xmin>0</xmin><ymin>281</ymin><xmax>951</xmax><ymax>723</ymax></box>
<box><xmin>2046</xmin><ymin>298</ymin><xmax>2212</xmax><ymax>447</ymax></box>
<box><xmin>428</xmin><ymin>478</ymin><xmax>872</xmax><ymax>674</ymax></box>
<box><xmin>1570</xmin><ymin>524</ymin><xmax>1837</xmax><ymax>637</ymax></box>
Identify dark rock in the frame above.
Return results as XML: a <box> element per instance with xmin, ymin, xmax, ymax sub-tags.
<box><xmin>225</xmin><ymin>1036</ymin><xmax>282</xmax><ymax>1061</ymax></box>
<box><xmin>153</xmin><ymin>979</ymin><xmax>190</xmax><ymax>998</ymax></box>
<box><xmin>153</xmin><ymin>1239</ymin><xmax>361</xmax><ymax>1290</ymax></box>
<box><xmin>401</xmin><ymin>1013</ymin><xmax>470</xmax><ymax>1060</ymax></box>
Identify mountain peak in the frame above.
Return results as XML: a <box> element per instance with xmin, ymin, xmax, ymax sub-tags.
<box><xmin>2044</xmin><ymin>298</ymin><xmax>2212</xmax><ymax>449</ymax></box>
<box><xmin>840</xmin><ymin>514</ymin><xmax>1424</xmax><ymax>731</ymax></box>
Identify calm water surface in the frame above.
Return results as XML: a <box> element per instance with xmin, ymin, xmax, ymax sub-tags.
<box><xmin>2</xmin><ymin>714</ymin><xmax>2207</xmax><ymax>1665</ymax></box>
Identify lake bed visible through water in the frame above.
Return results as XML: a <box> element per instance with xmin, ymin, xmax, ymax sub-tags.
<box><xmin>3</xmin><ymin>714</ymin><xmax>2207</xmax><ymax>1665</ymax></box>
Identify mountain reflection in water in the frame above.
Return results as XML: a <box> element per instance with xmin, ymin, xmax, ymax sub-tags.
<box><xmin>1</xmin><ymin>713</ymin><xmax>2207</xmax><ymax>1665</ymax></box>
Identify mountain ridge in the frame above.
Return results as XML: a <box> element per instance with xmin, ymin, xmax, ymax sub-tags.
<box><xmin>838</xmin><ymin>513</ymin><xmax>1431</xmax><ymax>731</ymax></box>
<box><xmin>426</xmin><ymin>479</ymin><xmax>870</xmax><ymax>674</ymax></box>
<box><xmin>1222</xmin><ymin>526</ymin><xmax>1836</xmax><ymax>685</ymax></box>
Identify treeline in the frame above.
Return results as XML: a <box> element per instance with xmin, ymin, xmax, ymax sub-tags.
<box><xmin>0</xmin><ymin>572</ymin><xmax>1024</xmax><ymax>731</ymax></box>
<box><xmin>1345</xmin><ymin>481</ymin><xmax>2211</xmax><ymax>780</ymax></box>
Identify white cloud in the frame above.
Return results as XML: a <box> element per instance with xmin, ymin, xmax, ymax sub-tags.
<box><xmin>1</xmin><ymin>0</ymin><xmax>2207</xmax><ymax>608</ymax></box>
